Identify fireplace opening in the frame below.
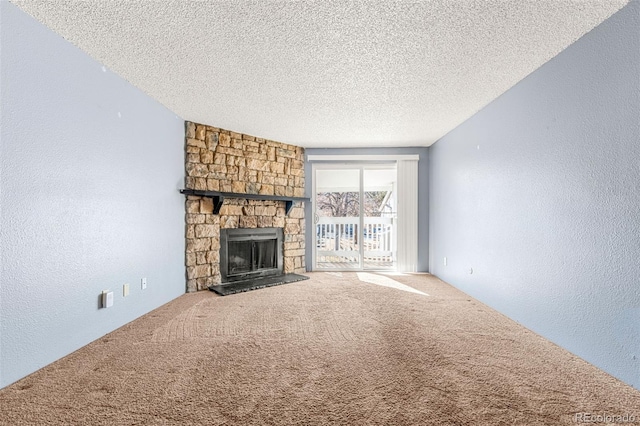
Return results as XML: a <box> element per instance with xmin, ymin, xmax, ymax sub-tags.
<box><xmin>220</xmin><ymin>228</ymin><xmax>284</xmax><ymax>283</ymax></box>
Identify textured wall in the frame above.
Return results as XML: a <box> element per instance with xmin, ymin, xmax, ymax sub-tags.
<box><xmin>429</xmin><ymin>1</ymin><xmax>640</xmax><ymax>387</ymax></box>
<box><xmin>304</xmin><ymin>147</ymin><xmax>429</xmax><ymax>272</ymax></box>
<box><xmin>0</xmin><ymin>3</ymin><xmax>185</xmax><ymax>388</ymax></box>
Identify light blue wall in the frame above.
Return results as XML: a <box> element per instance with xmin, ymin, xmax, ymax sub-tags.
<box><xmin>0</xmin><ymin>3</ymin><xmax>186</xmax><ymax>388</ymax></box>
<box><xmin>429</xmin><ymin>1</ymin><xmax>640</xmax><ymax>388</ymax></box>
<box><xmin>304</xmin><ymin>147</ymin><xmax>429</xmax><ymax>272</ymax></box>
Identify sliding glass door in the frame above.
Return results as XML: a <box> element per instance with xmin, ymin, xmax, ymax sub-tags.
<box><xmin>312</xmin><ymin>163</ymin><xmax>396</xmax><ymax>271</ymax></box>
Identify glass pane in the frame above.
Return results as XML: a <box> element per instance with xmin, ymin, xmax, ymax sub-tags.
<box><xmin>315</xmin><ymin>168</ymin><xmax>361</xmax><ymax>270</ymax></box>
<box><xmin>254</xmin><ymin>240</ymin><xmax>277</xmax><ymax>270</ymax></box>
<box><xmin>363</xmin><ymin>167</ymin><xmax>396</xmax><ymax>270</ymax></box>
<box><xmin>315</xmin><ymin>169</ymin><xmax>360</xmax><ymax>218</ymax></box>
<box><xmin>228</xmin><ymin>241</ymin><xmax>252</xmax><ymax>275</ymax></box>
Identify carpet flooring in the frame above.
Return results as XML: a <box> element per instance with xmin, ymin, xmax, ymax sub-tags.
<box><xmin>0</xmin><ymin>272</ymin><xmax>638</xmax><ymax>425</ymax></box>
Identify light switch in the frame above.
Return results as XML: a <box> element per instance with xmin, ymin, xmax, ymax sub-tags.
<box><xmin>102</xmin><ymin>291</ymin><xmax>114</xmax><ymax>308</ymax></box>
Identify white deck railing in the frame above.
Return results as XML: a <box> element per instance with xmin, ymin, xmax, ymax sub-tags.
<box><xmin>315</xmin><ymin>217</ymin><xmax>394</xmax><ymax>265</ymax></box>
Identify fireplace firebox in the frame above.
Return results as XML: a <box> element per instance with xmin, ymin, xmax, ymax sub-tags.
<box><xmin>220</xmin><ymin>227</ymin><xmax>284</xmax><ymax>283</ymax></box>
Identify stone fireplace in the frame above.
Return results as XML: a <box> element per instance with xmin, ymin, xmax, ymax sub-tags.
<box><xmin>183</xmin><ymin>121</ymin><xmax>306</xmax><ymax>292</ymax></box>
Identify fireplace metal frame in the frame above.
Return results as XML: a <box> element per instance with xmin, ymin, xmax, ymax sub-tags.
<box><xmin>220</xmin><ymin>227</ymin><xmax>284</xmax><ymax>283</ymax></box>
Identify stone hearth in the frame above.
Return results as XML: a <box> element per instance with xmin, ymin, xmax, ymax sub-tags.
<box><xmin>183</xmin><ymin>121</ymin><xmax>306</xmax><ymax>292</ymax></box>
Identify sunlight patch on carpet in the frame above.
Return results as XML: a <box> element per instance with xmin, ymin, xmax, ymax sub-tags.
<box><xmin>356</xmin><ymin>272</ymin><xmax>428</xmax><ymax>296</ymax></box>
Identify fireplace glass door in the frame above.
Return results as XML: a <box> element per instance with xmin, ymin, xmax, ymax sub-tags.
<box><xmin>221</xmin><ymin>228</ymin><xmax>284</xmax><ymax>282</ymax></box>
<box><xmin>228</xmin><ymin>239</ymin><xmax>277</xmax><ymax>276</ymax></box>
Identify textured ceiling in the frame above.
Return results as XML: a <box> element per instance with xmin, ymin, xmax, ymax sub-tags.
<box><xmin>11</xmin><ymin>0</ymin><xmax>629</xmax><ymax>148</ymax></box>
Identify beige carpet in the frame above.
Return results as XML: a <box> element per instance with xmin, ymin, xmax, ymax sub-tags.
<box><xmin>1</xmin><ymin>272</ymin><xmax>638</xmax><ymax>425</ymax></box>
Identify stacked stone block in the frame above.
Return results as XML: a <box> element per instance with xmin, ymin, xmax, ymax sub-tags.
<box><xmin>184</xmin><ymin>121</ymin><xmax>306</xmax><ymax>292</ymax></box>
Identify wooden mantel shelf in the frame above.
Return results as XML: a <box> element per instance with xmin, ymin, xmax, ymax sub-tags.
<box><xmin>179</xmin><ymin>189</ymin><xmax>309</xmax><ymax>215</ymax></box>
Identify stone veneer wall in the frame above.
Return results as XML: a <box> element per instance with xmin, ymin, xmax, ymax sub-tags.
<box><xmin>184</xmin><ymin>121</ymin><xmax>306</xmax><ymax>292</ymax></box>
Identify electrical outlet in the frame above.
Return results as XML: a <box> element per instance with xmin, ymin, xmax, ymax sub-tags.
<box><xmin>123</xmin><ymin>283</ymin><xmax>130</xmax><ymax>297</ymax></box>
<box><xmin>141</xmin><ymin>277</ymin><xmax>147</xmax><ymax>290</ymax></box>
